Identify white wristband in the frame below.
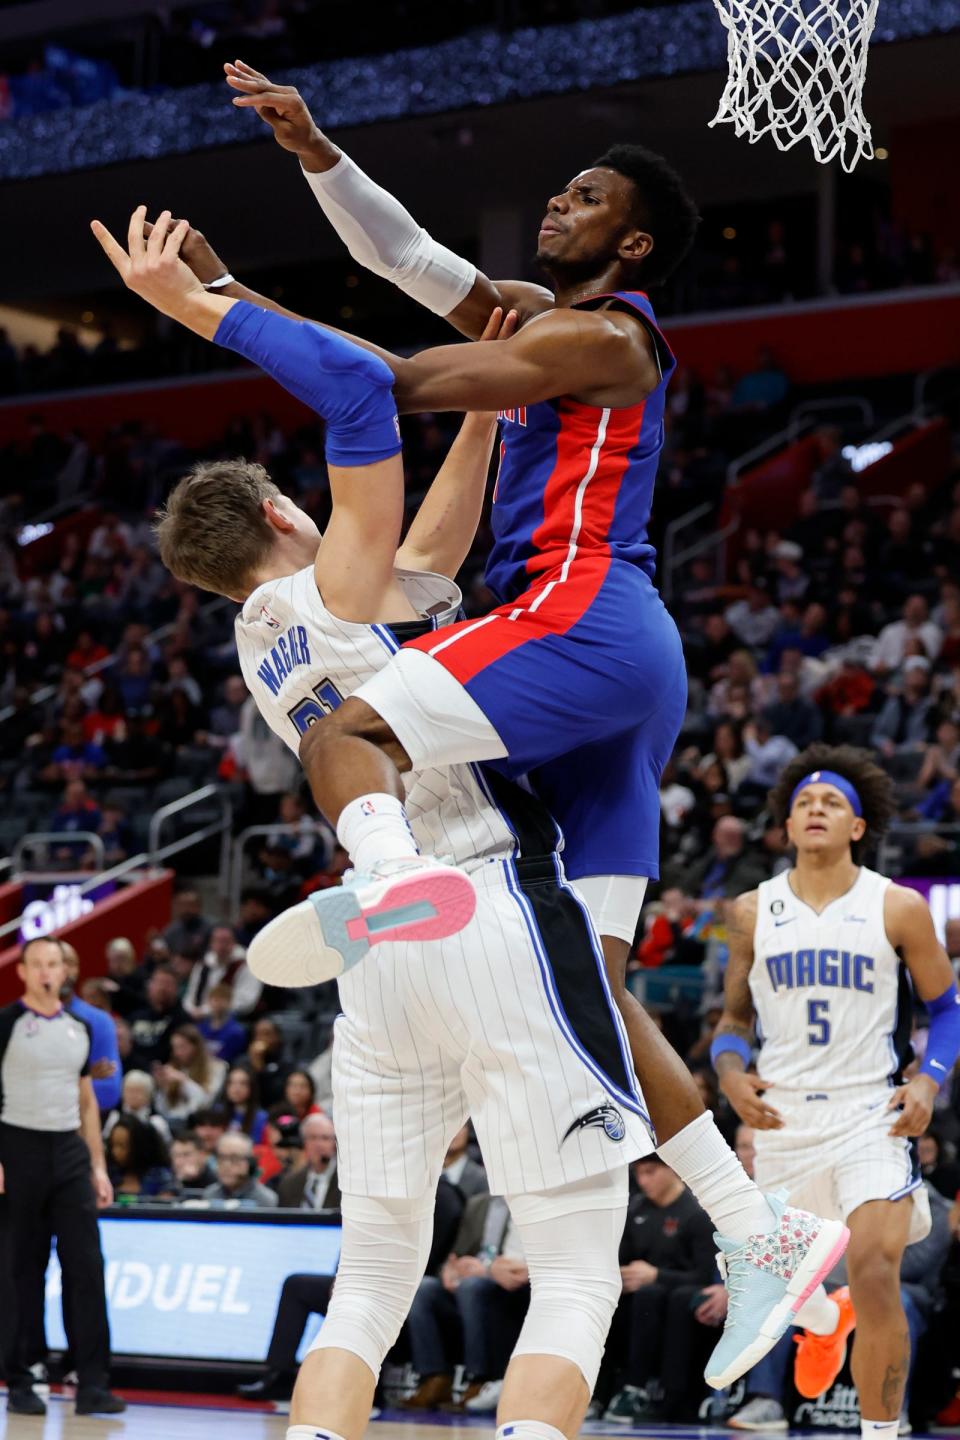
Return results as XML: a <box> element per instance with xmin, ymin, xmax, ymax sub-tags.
<box><xmin>204</xmin><ymin>273</ymin><xmax>236</xmax><ymax>291</ymax></box>
<box><xmin>302</xmin><ymin>153</ymin><xmax>475</xmax><ymax>317</ymax></box>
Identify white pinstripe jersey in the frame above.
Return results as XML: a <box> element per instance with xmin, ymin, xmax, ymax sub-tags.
<box><xmin>234</xmin><ymin>565</ymin><xmax>518</xmax><ymax>872</ymax></box>
<box><xmin>750</xmin><ymin>866</ymin><xmax>912</xmax><ymax>1094</ymax></box>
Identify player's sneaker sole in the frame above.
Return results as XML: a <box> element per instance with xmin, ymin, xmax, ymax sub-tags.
<box><xmin>706</xmin><ymin>1217</ymin><xmax>850</xmax><ymax>1389</ymax></box>
<box><xmin>248</xmin><ymin>864</ymin><xmax>477</xmax><ymax>986</ymax></box>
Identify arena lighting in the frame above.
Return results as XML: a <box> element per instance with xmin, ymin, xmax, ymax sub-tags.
<box><xmin>875</xmin><ymin>147</ymin><xmax>889</xmax><ymax>159</ymax></box>
<box><xmin>17</xmin><ymin>521</ymin><xmax>54</xmax><ymax>546</ymax></box>
<box><xmin>841</xmin><ymin>440</ymin><xmax>894</xmax><ymax>472</ymax></box>
<box><xmin>722</xmin><ymin>226</ymin><xmax>737</xmax><ymax>239</ymax></box>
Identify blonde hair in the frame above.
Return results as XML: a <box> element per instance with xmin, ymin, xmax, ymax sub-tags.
<box><xmin>154</xmin><ymin>459</ymin><xmax>280</xmax><ymax>596</ymax></box>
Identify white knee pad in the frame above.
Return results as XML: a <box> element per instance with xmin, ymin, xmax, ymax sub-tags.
<box><xmin>507</xmin><ymin>1168</ymin><xmax>628</xmax><ymax>1393</ymax></box>
<box><xmin>306</xmin><ymin>1190</ymin><xmax>435</xmax><ymax>1378</ymax></box>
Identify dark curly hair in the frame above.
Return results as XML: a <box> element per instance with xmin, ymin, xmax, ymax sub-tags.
<box><xmin>592</xmin><ymin>143</ymin><xmax>700</xmax><ymax>286</ymax></box>
<box><xmin>768</xmin><ymin>744</ymin><xmax>896</xmax><ymax>861</ymax></box>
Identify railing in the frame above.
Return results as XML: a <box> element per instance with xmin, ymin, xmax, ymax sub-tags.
<box><xmin>12</xmin><ymin>831</ymin><xmax>104</xmax><ymax>874</ymax></box>
<box><xmin>661</xmin><ymin>504</ymin><xmax>740</xmax><ymax>605</ymax></box>
<box><xmin>661</xmin><ymin>502</ymin><xmax>712</xmax><ymax>604</ymax></box>
<box><xmin>786</xmin><ymin>395</ymin><xmax>875</xmax><ymax>443</ymax></box>
<box><xmin>147</xmin><ymin>784</ymin><xmax>234</xmax><ymax>894</ymax></box>
<box><xmin>724</xmin><ymin>417</ymin><xmax>815</xmax><ymax>489</ymax></box>
<box><xmin>0</xmin><ymin>784</ymin><xmax>234</xmax><ymax>948</ymax></box>
<box><xmin>228</xmin><ymin>822</ymin><xmax>334</xmax><ymax>919</ymax></box>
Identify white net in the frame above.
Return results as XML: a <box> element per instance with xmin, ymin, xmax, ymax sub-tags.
<box><xmin>709</xmin><ymin>0</ymin><xmax>881</xmax><ymax>171</ymax></box>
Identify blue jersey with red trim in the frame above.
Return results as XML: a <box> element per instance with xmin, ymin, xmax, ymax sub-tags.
<box><xmin>485</xmin><ymin>290</ymin><xmax>675</xmax><ymax>603</ymax></box>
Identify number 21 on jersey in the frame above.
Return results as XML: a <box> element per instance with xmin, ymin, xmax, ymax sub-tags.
<box><xmin>288</xmin><ymin>678</ymin><xmax>343</xmax><ymax>735</ymax></box>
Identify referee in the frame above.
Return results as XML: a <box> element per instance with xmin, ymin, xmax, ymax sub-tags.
<box><xmin>0</xmin><ymin>936</ymin><xmax>125</xmax><ymax>1416</ymax></box>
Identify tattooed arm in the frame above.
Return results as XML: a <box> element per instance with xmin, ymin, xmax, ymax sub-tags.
<box><xmin>713</xmin><ymin>892</ymin><xmax>784</xmax><ymax>1131</ymax></box>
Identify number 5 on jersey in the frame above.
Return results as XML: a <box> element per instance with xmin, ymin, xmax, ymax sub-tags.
<box><xmin>807</xmin><ymin>998</ymin><xmax>831</xmax><ymax>1046</ymax></box>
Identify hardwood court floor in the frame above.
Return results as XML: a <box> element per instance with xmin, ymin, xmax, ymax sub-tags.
<box><xmin>1</xmin><ymin>1395</ymin><xmax>947</xmax><ymax>1440</ymax></box>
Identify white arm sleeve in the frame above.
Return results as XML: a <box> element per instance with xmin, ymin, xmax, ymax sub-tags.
<box><xmin>575</xmin><ymin>874</ymin><xmax>649</xmax><ymax>946</ymax></box>
<box><xmin>302</xmin><ymin>153</ymin><xmax>477</xmax><ymax>316</ymax></box>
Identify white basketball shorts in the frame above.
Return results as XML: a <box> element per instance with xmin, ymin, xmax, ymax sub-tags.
<box><xmin>753</xmin><ymin>1085</ymin><xmax>931</xmax><ymax>1244</ymax></box>
<box><xmin>331</xmin><ymin>858</ymin><xmax>655</xmax><ymax>1199</ymax></box>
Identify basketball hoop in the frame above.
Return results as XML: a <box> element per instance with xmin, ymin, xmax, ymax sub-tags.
<box><xmin>708</xmin><ymin>0</ymin><xmax>880</xmax><ymax>171</ymax></box>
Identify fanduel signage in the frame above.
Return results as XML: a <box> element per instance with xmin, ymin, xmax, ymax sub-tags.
<box><xmin>44</xmin><ymin>1214</ymin><xmax>342</xmax><ymax>1361</ymax></box>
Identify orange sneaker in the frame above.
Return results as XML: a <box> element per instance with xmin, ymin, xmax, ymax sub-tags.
<box><xmin>793</xmin><ymin>1285</ymin><xmax>857</xmax><ymax>1399</ymax></box>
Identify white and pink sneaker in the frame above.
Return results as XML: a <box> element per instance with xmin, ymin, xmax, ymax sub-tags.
<box><xmin>705</xmin><ymin>1192</ymin><xmax>850</xmax><ymax>1389</ymax></box>
<box><xmin>247</xmin><ymin>856</ymin><xmax>477</xmax><ymax>986</ymax></box>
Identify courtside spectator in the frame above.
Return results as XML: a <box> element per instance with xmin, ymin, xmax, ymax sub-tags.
<box><xmin>277</xmin><ymin>1112</ymin><xmax>339</xmax><ymax>1210</ymax></box>
<box><xmin>204</xmin><ymin>1131</ymin><xmax>278</xmax><ymax>1208</ymax></box>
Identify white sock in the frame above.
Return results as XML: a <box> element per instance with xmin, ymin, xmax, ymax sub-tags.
<box><xmin>795</xmin><ymin>1284</ymin><xmax>840</xmax><ymax>1335</ymax></box>
<box><xmin>336</xmin><ymin>792</ymin><xmax>418</xmax><ymax>872</ymax></box>
<box><xmin>861</xmin><ymin>1420</ymin><xmax>899</xmax><ymax>1440</ymax></box>
<box><xmin>287</xmin><ymin>1429</ymin><xmax>348</xmax><ymax>1440</ymax></box>
<box><xmin>656</xmin><ymin>1111</ymin><xmax>775</xmax><ymax>1242</ymax></box>
<box><xmin>497</xmin><ymin>1424</ymin><xmax>566</xmax><ymax>1440</ymax></box>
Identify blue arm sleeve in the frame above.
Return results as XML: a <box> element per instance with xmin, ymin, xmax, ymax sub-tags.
<box><xmin>919</xmin><ymin>982</ymin><xmax>960</xmax><ymax>1084</ymax></box>
<box><xmin>214</xmin><ymin>301</ymin><xmax>402</xmax><ymax>467</ymax></box>
<box><xmin>710</xmin><ymin>1033</ymin><xmax>753</xmax><ymax>1070</ymax></box>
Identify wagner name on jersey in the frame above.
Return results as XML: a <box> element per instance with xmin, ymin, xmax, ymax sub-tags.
<box><xmin>750</xmin><ymin>866</ymin><xmax>912</xmax><ymax>1095</ymax></box>
<box><xmin>234</xmin><ymin>565</ymin><xmax>525</xmax><ymax>873</ymax></box>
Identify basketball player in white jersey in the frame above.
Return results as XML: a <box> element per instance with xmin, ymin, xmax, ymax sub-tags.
<box><xmin>714</xmin><ymin>745</ymin><xmax>960</xmax><ymax>1440</ymax></box>
<box><xmin>92</xmin><ymin>210</ymin><xmax>851</xmax><ymax>1433</ymax></box>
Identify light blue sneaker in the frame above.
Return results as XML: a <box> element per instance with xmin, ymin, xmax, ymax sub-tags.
<box><xmin>705</xmin><ymin>1192</ymin><xmax>850</xmax><ymax>1390</ymax></box>
<box><xmin>247</xmin><ymin>856</ymin><xmax>477</xmax><ymax>986</ymax></box>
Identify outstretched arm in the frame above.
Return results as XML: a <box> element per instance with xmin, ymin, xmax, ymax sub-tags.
<box><xmin>95</xmin><ymin>210</ymin><xmax>653</xmax><ymax>415</ymax></box>
<box><xmin>224</xmin><ymin>59</ymin><xmax>554</xmax><ymax>338</ymax></box>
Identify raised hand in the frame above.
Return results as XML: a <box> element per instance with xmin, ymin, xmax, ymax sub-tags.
<box><xmin>225</xmin><ymin>59</ymin><xmax>333</xmax><ymax>163</ymax></box>
<box><xmin>144</xmin><ymin>217</ymin><xmax>230</xmax><ymax>286</ymax></box>
<box><xmin>91</xmin><ymin>207</ymin><xmax>201</xmax><ymax>316</ymax></box>
<box><xmin>91</xmin><ymin>207</ymin><xmax>228</xmax><ymax>339</ymax></box>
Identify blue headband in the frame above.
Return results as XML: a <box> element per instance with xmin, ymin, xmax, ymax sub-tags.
<box><xmin>790</xmin><ymin>770</ymin><xmax>863</xmax><ymax>817</ymax></box>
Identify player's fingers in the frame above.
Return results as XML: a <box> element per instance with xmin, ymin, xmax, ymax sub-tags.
<box><xmin>499</xmin><ymin>308</ymin><xmax>520</xmax><ymax>339</ymax></box>
<box><xmin>477</xmin><ymin>306</ymin><xmax>503</xmax><ymax>342</ymax></box>
<box><xmin>232</xmin><ymin>58</ymin><xmax>269</xmax><ymax>81</ymax></box>
<box><xmin>225</xmin><ymin>75</ymin><xmax>272</xmax><ymax>90</ymax></box>
<box><xmin>231</xmin><ymin>91</ymin><xmax>295</xmax><ymax>111</ymax></box>
<box><xmin>164</xmin><ymin>218</ymin><xmax>190</xmax><ymax>259</ymax></box>
<box><xmin>90</xmin><ymin>221</ymin><xmax>131</xmax><ymax>278</ymax></box>
<box><xmin>147</xmin><ymin>209</ymin><xmax>171</xmax><ymax>258</ymax></box>
<box><xmin>885</xmin><ymin>1087</ymin><xmax>905</xmax><ymax>1111</ymax></box>
<box><xmin>127</xmin><ymin>203</ymin><xmax>147</xmax><ymax>255</ymax></box>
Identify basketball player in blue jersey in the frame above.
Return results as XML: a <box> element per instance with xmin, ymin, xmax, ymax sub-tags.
<box><xmin>713</xmin><ymin>745</ymin><xmax>960</xmax><ymax>1440</ymax></box>
<box><xmin>94</xmin><ymin>203</ymin><xmax>849</xmax><ymax>1409</ymax></box>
